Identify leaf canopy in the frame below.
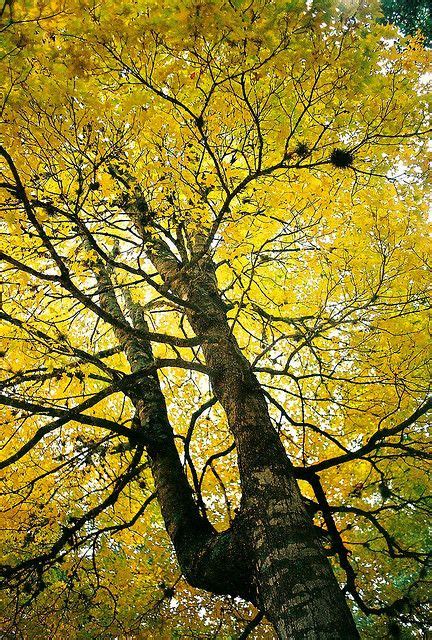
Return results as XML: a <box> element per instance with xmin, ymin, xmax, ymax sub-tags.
<box><xmin>0</xmin><ymin>0</ymin><xmax>431</xmax><ymax>637</ymax></box>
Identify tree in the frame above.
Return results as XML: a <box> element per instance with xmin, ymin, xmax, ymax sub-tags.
<box><xmin>380</xmin><ymin>0</ymin><xmax>432</xmax><ymax>46</ymax></box>
<box><xmin>0</xmin><ymin>0</ymin><xmax>430</xmax><ymax>638</ymax></box>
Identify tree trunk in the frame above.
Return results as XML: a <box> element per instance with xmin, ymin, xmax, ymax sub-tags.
<box><xmin>91</xmin><ymin>254</ymin><xmax>255</xmax><ymax>602</ymax></box>
<box><xmin>157</xmin><ymin>256</ymin><xmax>359</xmax><ymax>639</ymax></box>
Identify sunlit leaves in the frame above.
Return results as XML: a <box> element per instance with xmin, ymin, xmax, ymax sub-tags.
<box><xmin>0</xmin><ymin>0</ymin><xmax>431</xmax><ymax>637</ymax></box>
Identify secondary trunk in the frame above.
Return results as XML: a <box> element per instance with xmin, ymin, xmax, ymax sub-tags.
<box><xmin>91</xmin><ymin>255</ymin><xmax>255</xmax><ymax>602</ymax></box>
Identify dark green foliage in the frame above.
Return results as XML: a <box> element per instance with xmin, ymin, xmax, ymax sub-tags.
<box><xmin>388</xmin><ymin>619</ymin><xmax>402</xmax><ymax>638</ymax></box>
<box><xmin>381</xmin><ymin>0</ymin><xmax>432</xmax><ymax>45</ymax></box>
<box><xmin>379</xmin><ymin>482</ymin><xmax>392</xmax><ymax>500</ymax></box>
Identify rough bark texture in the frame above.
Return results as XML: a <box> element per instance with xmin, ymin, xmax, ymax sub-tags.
<box><xmin>153</xmin><ymin>254</ymin><xmax>359</xmax><ymax>639</ymax></box>
<box><xmin>94</xmin><ymin>217</ymin><xmax>360</xmax><ymax>637</ymax></box>
<box><xmin>93</xmin><ymin>253</ymin><xmax>255</xmax><ymax>602</ymax></box>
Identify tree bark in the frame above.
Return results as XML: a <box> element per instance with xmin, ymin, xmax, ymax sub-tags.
<box><xmin>155</xmin><ymin>255</ymin><xmax>359</xmax><ymax>639</ymax></box>
<box><xmin>92</xmin><ymin>254</ymin><xmax>255</xmax><ymax>602</ymax></box>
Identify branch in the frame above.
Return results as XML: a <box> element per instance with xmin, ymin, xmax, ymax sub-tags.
<box><xmin>0</xmin><ymin>394</ymin><xmax>131</xmax><ymax>437</ymax></box>
<box><xmin>237</xmin><ymin>610</ymin><xmax>264</xmax><ymax>639</ymax></box>
<box><xmin>309</xmin><ymin>474</ymin><xmax>411</xmax><ymax>616</ymax></box>
<box><xmin>305</xmin><ymin>398</ymin><xmax>432</xmax><ymax>474</ymax></box>
<box><xmin>0</xmin><ymin>368</ymin><xmax>152</xmax><ymax>469</ymax></box>
<box><xmin>0</xmin><ymin>444</ymin><xmax>146</xmax><ymax>586</ymax></box>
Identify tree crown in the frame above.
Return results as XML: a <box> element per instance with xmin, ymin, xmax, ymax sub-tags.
<box><xmin>0</xmin><ymin>0</ymin><xmax>431</xmax><ymax>637</ymax></box>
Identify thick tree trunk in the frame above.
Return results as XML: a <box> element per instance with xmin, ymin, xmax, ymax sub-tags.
<box><xmin>157</xmin><ymin>256</ymin><xmax>359</xmax><ymax>639</ymax></box>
